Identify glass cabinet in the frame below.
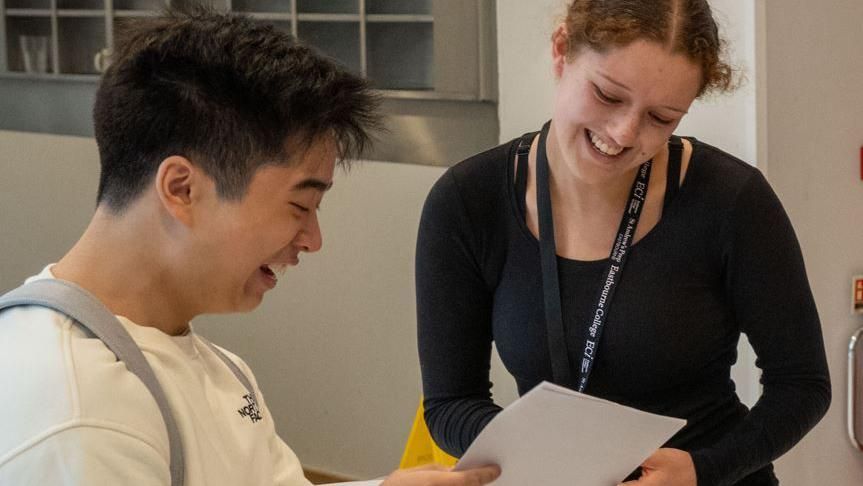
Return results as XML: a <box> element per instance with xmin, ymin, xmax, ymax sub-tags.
<box><xmin>0</xmin><ymin>0</ymin><xmax>496</xmax><ymax>101</ymax></box>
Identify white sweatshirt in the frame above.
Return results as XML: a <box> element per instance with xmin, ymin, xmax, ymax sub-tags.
<box><xmin>0</xmin><ymin>266</ymin><xmax>311</xmax><ymax>486</ymax></box>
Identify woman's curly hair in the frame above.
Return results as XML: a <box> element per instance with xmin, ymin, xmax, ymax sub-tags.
<box><xmin>559</xmin><ymin>0</ymin><xmax>736</xmax><ymax>97</ymax></box>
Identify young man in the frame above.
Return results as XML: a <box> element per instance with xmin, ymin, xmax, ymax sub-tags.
<box><xmin>0</xmin><ymin>7</ymin><xmax>499</xmax><ymax>486</ymax></box>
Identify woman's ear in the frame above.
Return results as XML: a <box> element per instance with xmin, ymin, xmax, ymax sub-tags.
<box><xmin>551</xmin><ymin>24</ymin><xmax>569</xmax><ymax>79</ymax></box>
<box><xmin>155</xmin><ymin>156</ymin><xmax>197</xmax><ymax>226</ymax></box>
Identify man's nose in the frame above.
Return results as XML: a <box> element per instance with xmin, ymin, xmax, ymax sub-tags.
<box><xmin>296</xmin><ymin>211</ymin><xmax>322</xmax><ymax>253</ymax></box>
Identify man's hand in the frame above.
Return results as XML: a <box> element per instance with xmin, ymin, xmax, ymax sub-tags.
<box><xmin>618</xmin><ymin>448</ymin><xmax>696</xmax><ymax>486</ymax></box>
<box><xmin>380</xmin><ymin>464</ymin><xmax>500</xmax><ymax>486</ymax></box>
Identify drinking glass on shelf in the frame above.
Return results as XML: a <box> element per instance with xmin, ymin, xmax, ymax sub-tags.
<box><xmin>19</xmin><ymin>35</ymin><xmax>50</xmax><ymax>74</ymax></box>
<box><xmin>94</xmin><ymin>47</ymin><xmax>111</xmax><ymax>73</ymax></box>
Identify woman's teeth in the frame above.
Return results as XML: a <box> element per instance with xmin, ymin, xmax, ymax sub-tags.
<box><xmin>588</xmin><ymin>130</ymin><xmax>624</xmax><ymax>156</ymax></box>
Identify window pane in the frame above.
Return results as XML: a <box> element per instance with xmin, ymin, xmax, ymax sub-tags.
<box><xmin>232</xmin><ymin>0</ymin><xmax>290</xmax><ymax>13</ymax></box>
<box><xmin>114</xmin><ymin>0</ymin><xmax>163</xmax><ymax>9</ymax></box>
<box><xmin>58</xmin><ymin>17</ymin><xmax>106</xmax><ymax>74</ymax></box>
<box><xmin>366</xmin><ymin>22</ymin><xmax>433</xmax><ymax>90</ymax></box>
<box><xmin>172</xmin><ymin>0</ymin><xmax>229</xmax><ymax>10</ymax></box>
<box><xmin>297</xmin><ymin>0</ymin><xmax>358</xmax><ymax>14</ymax></box>
<box><xmin>297</xmin><ymin>21</ymin><xmax>360</xmax><ymax>73</ymax></box>
<box><xmin>6</xmin><ymin>0</ymin><xmax>52</xmax><ymax>8</ymax></box>
<box><xmin>57</xmin><ymin>0</ymin><xmax>105</xmax><ymax>9</ymax></box>
<box><xmin>253</xmin><ymin>19</ymin><xmax>292</xmax><ymax>34</ymax></box>
<box><xmin>6</xmin><ymin>17</ymin><xmax>53</xmax><ymax>73</ymax></box>
<box><xmin>366</xmin><ymin>0</ymin><xmax>431</xmax><ymax>15</ymax></box>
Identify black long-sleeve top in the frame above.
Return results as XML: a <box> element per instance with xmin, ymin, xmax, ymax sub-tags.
<box><xmin>415</xmin><ymin>135</ymin><xmax>830</xmax><ymax>486</ymax></box>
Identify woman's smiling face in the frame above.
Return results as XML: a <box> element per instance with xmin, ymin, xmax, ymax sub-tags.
<box><xmin>549</xmin><ymin>36</ymin><xmax>702</xmax><ymax>183</ymax></box>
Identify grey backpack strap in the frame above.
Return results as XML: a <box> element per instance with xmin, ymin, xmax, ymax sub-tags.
<box><xmin>0</xmin><ymin>279</ymin><xmax>185</xmax><ymax>486</ymax></box>
<box><xmin>202</xmin><ymin>339</ymin><xmax>258</xmax><ymax>406</ymax></box>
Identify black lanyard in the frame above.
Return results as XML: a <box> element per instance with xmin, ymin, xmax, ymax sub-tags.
<box><xmin>527</xmin><ymin>121</ymin><xmax>653</xmax><ymax>392</ymax></box>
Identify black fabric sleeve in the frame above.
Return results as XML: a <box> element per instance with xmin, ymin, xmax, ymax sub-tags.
<box><xmin>415</xmin><ymin>170</ymin><xmax>503</xmax><ymax>456</ymax></box>
<box><xmin>690</xmin><ymin>170</ymin><xmax>831</xmax><ymax>486</ymax></box>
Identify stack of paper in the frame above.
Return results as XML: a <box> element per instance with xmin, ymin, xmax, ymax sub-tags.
<box><xmin>454</xmin><ymin>381</ymin><xmax>685</xmax><ymax>485</ymax></box>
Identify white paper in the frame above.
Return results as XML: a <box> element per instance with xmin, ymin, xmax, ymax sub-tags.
<box><xmin>454</xmin><ymin>381</ymin><xmax>686</xmax><ymax>485</ymax></box>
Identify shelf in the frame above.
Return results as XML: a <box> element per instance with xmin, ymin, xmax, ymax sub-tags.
<box><xmin>0</xmin><ymin>71</ymin><xmax>98</xmax><ymax>82</ymax></box>
<box><xmin>2</xmin><ymin>0</ymin><xmax>494</xmax><ymax>102</ymax></box>
<box><xmin>366</xmin><ymin>21</ymin><xmax>433</xmax><ymax>90</ymax></box>
<box><xmin>6</xmin><ymin>9</ymin><xmax>53</xmax><ymax>17</ymax></box>
<box><xmin>113</xmin><ymin>0</ymin><xmax>165</xmax><ymax>8</ymax></box>
<box><xmin>251</xmin><ymin>18</ymin><xmax>291</xmax><ymax>34</ymax></box>
<box><xmin>297</xmin><ymin>20</ymin><xmax>360</xmax><ymax>74</ymax></box>
<box><xmin>6</xmin><ymin>0</ymin><xmax>51</xmax><ymax>9</ymax></box>
<box><xmin>297</xmin><ymin>0</ymin><xmax>358</xmax><ymax>15</ymax></box>
<box><xmin>248</xmin><ymin>13</ymin><xmax>428</xmax><ymax>23</ymax></box>
<box><xmin>231</xmin><ymin>0</ymin><xmax>289</xmax><ymax>13</ymax></box>
<box><xmin>366</xmin><ymin>0</ymin><xmax>431</xmax><ymax>15</ymax></box>
<box><xmin>58</xmin><ymin>17</ymin><xmax>106</xmax><ymax>74</ymax></box>
<box><xmin>0</xmin><ymin>0</ymin><xmax>497</xmax><ymax>169</ymax></box>
<box><xmin>245</xmin><ymin>12</ymin><xmax>292</xmax><ymax>22</ymax></box>
<box><xmin>296</xmin><ymin>13</ymin><xmax>359</xmax><ymax>22</ymax></box>
<box><xmin>114</xmin><ymin>10</ymin><xmax>160</xmax><ymax>17</ymax></box>
<box><xmin>366</xmin><ymin>14</ymin><xmax>433</xmax><ymax>23</ymax></box>
<box><xmin>376</xmin><ymin>89</ymin><xmax>478</xmax><ymax>101</ymax></box>
<box><xmin>57</xmin><ymin>10</ymin><xmax>106</xmax><ymax>17</ymax></box>
<box><xmin>172</xmin><ymin>0</ymin><xmax>229</xmax><ymax>10</ymax></box>
<box><xmin>5</xmin><ymin>16</ymin><xmax>53</xmax><ymax>74</ymax></box>
<box><xmin>113</xmin><ymin>0</ymin><xmax>163</xmax><ymax>9</ymax></box>
<box><xmin>57</xmin><ymin>0</ymin><xmax>105</xmax><ymax>9</ymax></box>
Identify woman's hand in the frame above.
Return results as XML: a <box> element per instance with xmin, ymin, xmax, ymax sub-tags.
<box><xmin>381</xmin><ymin>464</ymin><xmax>501</xmax><ymax>486</ymax></box>
<box><xmin>618</xmin><ymin>448</ymin><xmax>696</xmax><ymax>486</ymax></box>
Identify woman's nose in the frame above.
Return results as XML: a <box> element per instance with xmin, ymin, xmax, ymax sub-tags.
<box><xmin>608</xmin><ymin>110</ymin><xmax>641</xmax><ymax>147</ymax></box>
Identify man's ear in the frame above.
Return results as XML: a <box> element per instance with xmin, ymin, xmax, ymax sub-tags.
<box><xmin>155</xmin><ymin>156</ymin><xmax>199</xmax><ymax>226</ymax></box>
<box><xmin>551</xmin><ymin>24</ymin><xmax>569</xmax><ymax>79</ymax></box>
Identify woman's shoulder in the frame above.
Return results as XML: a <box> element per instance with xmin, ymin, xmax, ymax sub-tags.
<box><xmin>684</xmin><ymin>137</ymin><xmax>769</xmax><ymax>201</ymax></box>
<box><xmin>447</xmin><ymin>137</ymin><xmax>520</xmax><ymax>186</ymax></box>
<box><xmin>426</xmin><ymin>138</ymin><xmax>521</xmax><ymax>207</ymax></box>
<box><xmin>687</xmin><ymin>137</ymin><xmax>761</xmax><ymax>179</ymax></box>
<box><xmin>421</xmin><ymin>138</ymin><xmax>523</xmax><ymax>240</ymax></box>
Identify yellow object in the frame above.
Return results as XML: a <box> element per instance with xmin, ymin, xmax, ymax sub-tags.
<box><xmin>399</xmin><ymin>399</ymin><xmax>458</xmax><ymax>468</ymax></box>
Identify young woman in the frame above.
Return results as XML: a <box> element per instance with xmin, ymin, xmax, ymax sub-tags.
<box><xmin>415</xmin><ymin>1</ymin><xmax>830</xmax><ymax>485</ymax></box>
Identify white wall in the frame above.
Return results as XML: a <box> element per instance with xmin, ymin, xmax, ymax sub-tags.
<box><xmin>0</xmin><ymin>131</ymin><xmax>99</xmax><ymax>282</ymax></box>
<box><xmin>496</xmin><ymin>0</ymin><xmax>560</xmax><ymax>143</ymax></box>
<box><xmin>762</xmin><ymin>0</ymin><xmax>863</xmax><ymax>483</ymax></box>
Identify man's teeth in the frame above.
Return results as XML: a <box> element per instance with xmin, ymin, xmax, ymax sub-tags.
<box><xmin>268</xmin><ymin>263</ymin><xmax>289</xmax><ymax>277</ymax></box>
<box><xmin>589</xmin><ymin>131</ymin><xmax>624</xmax><ymax>156</ymax></box>
<box><xmin>261</xmin><ymin>263</ymin><xmax>289</xmax><ymax>278</ymax></box>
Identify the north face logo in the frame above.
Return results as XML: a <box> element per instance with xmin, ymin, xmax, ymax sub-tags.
<box><xmin>237</xmin><ymin>394</ymin><xmax>262</xmax><ymax>423</ymax></box>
